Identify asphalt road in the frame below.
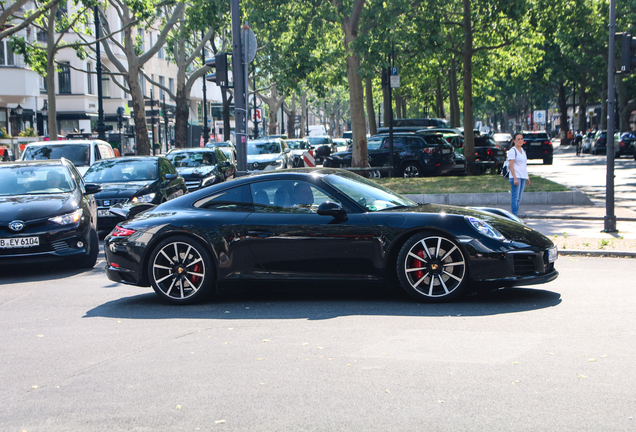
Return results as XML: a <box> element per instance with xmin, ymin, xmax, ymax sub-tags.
<box><xmin>1</xmin><ymin>255</ymin><xmax>635</xmax><ymax>431</ymax></box>
<box><xmin>527</xmin><ymin>143</ymin><xmax>636</xmax><ymax>212</ymax></box>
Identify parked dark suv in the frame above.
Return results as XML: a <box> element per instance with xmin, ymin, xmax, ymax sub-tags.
<box><xmin>419</xmin><ymin>132</ymin><xmax>505</xmax><ymax>174</ymax></box>
<box><xmin>324</xmin><ymin>133</ymin><xmax>455</xmax><ymax>177</ymax></box>
<box><xmin>522</xmin><ymin>132</ymin><xmax>553</xmax><ymax>164</ymax></box>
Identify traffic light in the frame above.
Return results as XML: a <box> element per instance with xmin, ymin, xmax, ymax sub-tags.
<box><xmin>621</xmin><ymin>33</ymin><xmax>636</xmax><ymax>74</ymax></box>
<box><xmin>205</xmin><ymin>53</ymin><xmax>229</xmax><ymax>87</ymax></box>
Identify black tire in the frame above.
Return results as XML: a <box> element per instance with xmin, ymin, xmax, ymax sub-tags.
<box><xmin>76</xmin><ymin>228</ymin><xmax>99</xmax><ymax>269</ymax></box>
<box><xmin>148</xmin><ymin>236</ymin><xmax>215</xmax><ymax>305</ymax></box>
<box><xmin>396</xmin><ymin>232</ymin><xmax>468</xmax><ymax>302</ymax></box>
<box><xmin>543</xmin><ymin>157</ymin><xmax>553</xmax><ymax>165</ymax></box>
<box><xmin>401</xmin><ymin>162</ymin><xmax>422</xmax><ymax>178</ymax></box>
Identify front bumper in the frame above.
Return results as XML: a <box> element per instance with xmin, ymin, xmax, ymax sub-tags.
<box><xmin>0</xmin><ymin>230</ymin><xmax>93</xmax><ymax>265</ymax></box>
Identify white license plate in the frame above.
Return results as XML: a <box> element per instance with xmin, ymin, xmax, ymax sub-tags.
<box><xmin>455</xmin><ymin>164</ymin><xmax>465</xmax><ymax>168</ymax></box>
<box><xmin>98</xmin><ymin>209</ymin><xmax>112</xmax><ymax>217</ymax></box>
<box><xmin>442</xmin><ymin>149</ymin><xmax>451</xmax><ymax>154</ymax></box>
<box><xmin>0</xmin><ymin>237</ymin><xmax>40</xmax><ymax>248</ymax></box>
<box><xmin>530</xmin><ymin>142</ymin><xmax>542</xmax><ymax>146</ymax></box>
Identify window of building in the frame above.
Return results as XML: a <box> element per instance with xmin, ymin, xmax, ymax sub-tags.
<box><xmin>0</xmin><ymin>40</ymin><xmax>15</xmax><ymax>66</ymax></box>
<box><xmin>137</xmin><ymin>28</ymin><xmax>144</xmax><ymax>52</ymax></box>
<box><xmin>102</xmin><ymin>77</ymin><xmax>110</xmax><ymax>98</ymax></box>
<box><xmin>159</xmin><ymin>76</ymin><xmax>165</xmax><ymax>100</ymax></box>
<box><xmin>58</xmin><ymin>62</ymin><xmax>71</xmax><ymax>94</ymax></box>
<box><xmin>87</xmin><ymin>63</ymin><xmax>93</xmax><ymax>94</ymax></box>
<box><xmin>158</xmin><ymin>46</ymin><xmax>164</xmax><ymax>59</ymax></box>
<box><xmin>169</xmin><ymin>78</ymin><xmax>174</xmax><ymax>94</ymax></box>
<box><xmin>37</xmin><ymin>30</ymin><xmax>47</xmax><ymax>42</ymax></box>
<box><xmin>139</xmin><ymin>71</ymin><xmax>146</xmax><ymax>97</ymax></box>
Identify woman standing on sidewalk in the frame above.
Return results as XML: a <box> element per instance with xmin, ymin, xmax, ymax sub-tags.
<box><xmin>508</xmin><ymin>133</ymin><xmax>531</xmax><ymax>216</ymax></box>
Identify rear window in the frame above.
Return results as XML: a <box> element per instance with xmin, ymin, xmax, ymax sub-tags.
<box><xmin>307</xmin><ymin>137</ymin><xmax>331</xmax><ymax>145</ymax></box>
<box><xmin>523</xmin><ymin>133</ymin><xmax>549</xmax><ymax>140</ymax></box>
<box><xmin>23</xmin><ymin>144</ymin><xmax>90</xmax><ymax>167</ymax></box>
<box><xmin>474</xmin><ymin>137</ymin><xmax>498</xmax><ymax>147</ymax></box>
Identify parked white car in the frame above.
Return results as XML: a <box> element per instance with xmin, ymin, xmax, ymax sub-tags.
<box><xmin>20</xmin><ymin>140</ymin><xmax>116</xmax><ymax>175</ymax></box>
<box><xmin>246</xmin><ymin>138</ymin><xmax>292</xmax><ymax>172</ymax></box>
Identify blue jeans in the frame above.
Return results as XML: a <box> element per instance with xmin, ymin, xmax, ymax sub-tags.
<box><xmin>509</xmin><ymin>178</ymin><xmax>526</xmax><ymax>216</ymax></box>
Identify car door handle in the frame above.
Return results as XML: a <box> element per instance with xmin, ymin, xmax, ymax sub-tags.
<box><xmin>248</xmin><ymin>230</ymin><xmax>274</xmax><ymax>238</ymax></box>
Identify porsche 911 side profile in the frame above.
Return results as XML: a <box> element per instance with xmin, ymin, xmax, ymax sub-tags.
<box><xmin>104</xmin><ymin>169</ymin><xmax>558</xmax><ymax>304</ymax></box>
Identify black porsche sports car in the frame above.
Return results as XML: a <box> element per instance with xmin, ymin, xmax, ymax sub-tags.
<box><xmin>0</xmin><ymin>159</ymin><xmax>101</xmax><ymax>267</ymax></box>
<box><xmin>83</xmin><ymin>156</ymin><xmax>188</xmax><ymax>231</ymax></box>
<box><xmin>104</xmin><ymin>169</ymin><xmax>558</xmax><ymax>305</ymax></box>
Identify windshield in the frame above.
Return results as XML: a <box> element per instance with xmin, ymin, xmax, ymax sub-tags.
<box><xmin>248</xmin><ymin>141</ymin><xmax>282</xmax><ymax>155</ymax></box>
<box><xmin>324</xmin><ymin>172</ymin><xmax>416</xmax><ymax>212</ymax></box>
<box><xmin>167</xmin><ymin>151</ymin><xmax>217</xmax><ymax>167</ymax></box>
<box><xmin>23</xmin><ymin>144</ymin><xmax>90</xmax><ymax>167</ymax></box>
<box><xmin>0</xmin><ymin>164</ymin><xmax>75</xmax><ymax>195</ymax></box>
<box><xmin>474</xmin><ymin>137</ymin><xmax>499</xmax><ymax>147</ymax></box>
<box><xmin>84</xmin><ymin>159</ymin><xmax>157</xmax><ymax>182</ymax></box>
<box><xmin>286</xmin><ymin>140</ymin><xmax>309</xmax><ymax>150</ymax></box>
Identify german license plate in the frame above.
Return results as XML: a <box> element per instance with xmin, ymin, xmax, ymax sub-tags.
<box><xmin>98</xmin><ymin>209</ymin><xmax>112</xmax><ymax>217</ymax></box>
<box><xmin>530</xmin><ymin>142</ymin><xmax>542</xmax><ymax>146</ymax></box>
<box><xmin>455</xmin><ymin>164</ymin><xmax>465</xmax><ymax>168</ymax></box>
<box><xmin>442</xmin><ymin>149</ymin><xmax>451</xmax><ymax>154</ymax></box>
<box><xmin>0</xmin><ymin>237</ymin><xmax>39</xmax><ymax>248</ymax></box>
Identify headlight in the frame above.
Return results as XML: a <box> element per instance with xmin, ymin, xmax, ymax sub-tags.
<box><xmin>49</xmin><ymin>208</ymin><xmax>83</xmax><ymax>225</ymax></box>
<box><xmin>467</xmin><ymin>216</ymin><xmax>506</xmax><ymax>241</ymax></box>
<box><xmin>273</xmin><ymin>160</ymin><xmax>283</xmax><ymax>167</ymax></box>
<box><xmin>131</xmin><ymin>193</ymin><xmax>156</xmax><ymax>203</ymax></box>
<box><xmin>202</xmin><ymin>175</ymin><xmax>217</xmax><ymax>186</ymax></box>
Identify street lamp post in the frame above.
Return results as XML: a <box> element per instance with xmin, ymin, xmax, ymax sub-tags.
<box><xmin>15</xmin><ymin>104</ymin><xmax>24</xmax><ymax>134</ymax></box>
<box><xmin>162</xmin><ymin>94</ymin><xmax>169</xmax><ymax>151</ymax></box>
<box><xmin>150</xmin><ymin>89</ymin><xmax>156</xmax><ymax>153</ymax></box>
<box><xmin>41</xmin><ymin>100</ymin><xmax>49</xmax><ymax>136</ymax></box>
<box><xmin>201</xmin><ymin>31</ymin><xmax>210</xmax><ymax>144</ymax></box>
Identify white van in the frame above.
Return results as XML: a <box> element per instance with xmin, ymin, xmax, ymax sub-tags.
<box><xmin>20</xmin><ymin>140</ymin><xmax>116</xmax><ymax>175</ymax></box>
<box><xmin>308</xmin><ymin>125</ymin><xmax>327</xmax><ymax>137</ymax></box>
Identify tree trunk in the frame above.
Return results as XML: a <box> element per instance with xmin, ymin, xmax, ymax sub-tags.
<box><xmin>616</xmin><ymin>76</ymin><xmax>633</xmax><ymax>132</ymax></box>
<box><xmin>395</xmin><ymin>94</ymin><xmax>403</xmax><ymax>119</ymax></box>
<box><xmin>46</xmin><ymin>6</ymin><xmax>58</xmax><ymax>139</ymax></box>
<box><xmin>449</xmin><ymin>56</ymin><xmax>460</xmax><ymax>128</ymax></box>
<box><xmin>174</xmin><ymin>84</ymin><xmax>189</xmax><ymax>147</ymax></box>
<box><xmin>343</xmin><ymin>20</ymin><xmax>367</xmax><ymax>168</ymax></box>
<box><xmin>578</xmin><ymin>76</ymin><xmax>587</xmax><ymax>132</ymax></box>
<box><xmin>558</xmin><ymin>81</ymin><xmax>569</xmax><ymax>142</ymax></box>
<box><xmin>300</xmin><ymin>92</ymin><xmax>307</xmax><ymax>138</ymax></box>
<box><xmin>127</xmin><ymin>66</ymin><xmax>150</xmax><ymax>154</ymax></box>
<box><xmin>365</xmin><ymin>76</ymin><xmax>376</xmax><ymax>135</ymax></box>
<box><xmin>286</xmin><ymin>96</ymin><xmax>297</xmax><ymax>138</ymax></box>
<box><xmin>462</xmin><ymin>0</ymin><xmax>476</xmax><ymax>174</ymax></box>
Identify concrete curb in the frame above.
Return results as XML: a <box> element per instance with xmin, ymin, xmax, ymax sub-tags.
<box><xmin>519</xmin><ymin>214</ymin><xmax>636</xmax><ymax>222</ymax></box>
<box><xmin>558</xmin><ymin>250</ymin><xmax>636</xmax><ymax>258</ymax></box>
<box><xmin>404</xmin><ymin>190</ymin><xmax>594</xmax><ymax>206</ymax></box>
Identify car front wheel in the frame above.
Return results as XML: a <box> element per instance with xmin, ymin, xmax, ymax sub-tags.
<box><xmin>396</xmin><ymin>232</ymin><xmax>468</xmax><ymax>302</ymax></box>
<box><xmin>401</xmin><ymin>162</ymin><xmax>422</xmax><ymax>178</ymax></box>
<box><xmin>148</xmin><ymin>236</ymin><xmax>214</xmax><ymax>304</ymax></box>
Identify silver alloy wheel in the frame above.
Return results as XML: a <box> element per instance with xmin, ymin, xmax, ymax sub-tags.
<box><xmin>151</xmin><ymin>241</ymin><xmax>206</xmax><ymax>300</ymax></box>
<box><xmin>402</xmin><ymin>164</ymin><xmax>421</xmax><ymax>177</ymax></box>
<box><xmin>369</xmin><ymin>169</ymin><xmax>381</xmax><ymax>179</ymax></box>
<box><xmin>402</xmin><ymin>235</ymin><xmax>466</xmax><ymax>298</ymax></box>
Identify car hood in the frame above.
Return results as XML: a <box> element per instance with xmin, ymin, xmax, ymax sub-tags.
<box><xmin>176</xmin><ymin>166</ymin><xmax>216</xmax><ymax>178</ymax></box>
<box><xmin>390</xmin><ymin>203</ymin><xmax>554</xmax><ymax>247</ymax></box>
<box><xmin>248</xmin><ymin>154</ymin><xmax>283</xmax><ymax>163</ymax></box>
<box><xmin>0</xmin><ymin>193</ymin><xmax>79</xmax><ymax>222</ymax></box>
<box><xmin>93</xmin><ymin>181</ymin><xmax>155</xmax><ymax>199</ymax></box>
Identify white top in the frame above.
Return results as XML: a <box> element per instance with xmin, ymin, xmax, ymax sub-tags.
<box><xmin>507</xmin><ymin>147</ymin><xmax>528</xmax><ymax>179</ymax></box>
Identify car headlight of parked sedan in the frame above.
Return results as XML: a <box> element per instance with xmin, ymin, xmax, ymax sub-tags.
<box><xmin>131</xmin><ymin>193</ymin><xmax>156</xmax><ymax>203</ymax></box>
<box><xmin>201</xmin><ymin>175</ymin><xmax>217</xmax><ymax>187</ymax></box>
<box><xmin>49</xmin><ymin>208</ymin><xmax>83</xmax><ymax>225</ymax></box>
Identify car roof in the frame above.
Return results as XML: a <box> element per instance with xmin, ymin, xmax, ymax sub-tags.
<box><xmin>23</xmin><ymin>139</ymin><xmax>110</xmax><ymax>146</ymax></box>
<box><xmin>1</xmin><ymin>159</ymin><xmax>67</xmax><ymax>168</ymax></box>
<box><xmin>167</xmin><ymin>147</ymin><xmax>217</xmax><ymax>152</ymax></box>
<box><xmin>94</xmin><ymin>156</ymin><xmax>160</xmax><ymax>163</ymax></box>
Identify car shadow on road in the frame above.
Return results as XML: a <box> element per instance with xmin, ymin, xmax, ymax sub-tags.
<box><xmin>84</xmin><ymin>281</ymin><xmax>562</xmax><ymax>320</ymax></box>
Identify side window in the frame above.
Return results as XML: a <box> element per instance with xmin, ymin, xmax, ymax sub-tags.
<box><xmin>99</xmin><ymin>144</ymin><xmax>114</xmax><ymax>159</ymax></box>
<box><xmin>251</xmin><ymin>180</ymin><xmax>339</xmax><ymax>214</ymax></box>
<box><xmin>163</xmin><ymin>158</ymin><xmax>177</xmax><ymax>175</ymax></box>
<box><xmin>216</xmin><ymin>149</ymin><xmax>228</xmax><ymax>163</ymax></box>
<box><xmin>194</xmin><ymin>185</ymin><xmax>252</xmax><ymax>211</ymax></box>
<box><xmin>94</xmin><ymin>145</ymin><xmax>102</xmax><ymax>161</ymax></box>
<box><xmin>407</xmin><ymin>137</ymin><xmax>424</xmax><ymax>150</ymax></box>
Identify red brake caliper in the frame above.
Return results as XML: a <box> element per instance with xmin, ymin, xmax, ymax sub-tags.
<box><xmin>414</xmin><ymin>249</ymin><xmax>425</xmax><ymax>279</ymax></box>
<box><xmin>191</xmin><ymin>263</ymin><xmax>202</xmax><ymax>285</ymax></box>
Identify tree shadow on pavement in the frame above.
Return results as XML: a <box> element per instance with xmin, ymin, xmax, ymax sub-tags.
<box><xmin>84</xmin><ymin>281</ymin><xmax>562</xmax><ymax>320</ymax></box>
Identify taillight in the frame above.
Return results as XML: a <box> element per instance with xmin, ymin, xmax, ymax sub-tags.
<box><xmin>523</xmin><ymin>141</ymin><xmax>528</xmax><ymax>145</ymax></box>
<box><xmin>486</xmin><ymin>148</ymin><xmax>494</xmax><ymax>157</ymax></box>
<box><xmin>423</xmin><ymin>147</ymin><xmax>438</xmax><ymax>154</ymax></box>
<box><xmin>544</xmin><ymin>141</ymin><xmax>552</xmax><ymax>146</ymax></box>
<box><xmin>111</xmin><ymin>226</ymin><xmax>136</xmax><ymax>237</ymax></box>
<box><xmin>619</xmin><ymin>141</ymin><xmax>626</xmax><ymax>147</ymax></box>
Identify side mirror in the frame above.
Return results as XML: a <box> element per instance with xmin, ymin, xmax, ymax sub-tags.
<box><xmin>317</xmin><ymin>201</ymin><xmax>347</xmax><ymax>222</ymax></box>
<box><xmin>165</xmin><ymin>173</ymin><xmax>177</xmax><ymax>181</ymax></box>
<box><xmin>84</xmin><ymin>183</ymin><xmax>102</xmax><ymax>195</ymax></box>
<box><xmin>284</xmin><ymin>148</ymin><xmax>291</xmax><ymax>153</ymax></box>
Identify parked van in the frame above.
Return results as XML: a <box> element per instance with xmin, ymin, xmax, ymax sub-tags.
<box><xmin>20</xmin><ymin>140</ymin><xmax>116</xmax><ymax>175</ymax></box>
<box><xmin>308</xmin><ymin>125</ymin><xmax>327</xmax><ymax>136</ymax></box>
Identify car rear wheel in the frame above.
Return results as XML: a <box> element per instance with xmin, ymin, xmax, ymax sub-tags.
<box><xmin>401</xmin><ymin>162</ymin><xmax>422</xmax><ymax>178</ymax></box>
<box><xmin>543</xmin><ymin>157</ymin><xmax>553</xmax><ymax>165</ymax></box>
<box><xmin>148</xmin><ymin>236</ymin><xmax>214</xmax><ymax>304</ymax></box>
<box><xmin>396</xmin><ymin>232</ymin><xmax>467</xmax><ymax>302</ymax></box>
